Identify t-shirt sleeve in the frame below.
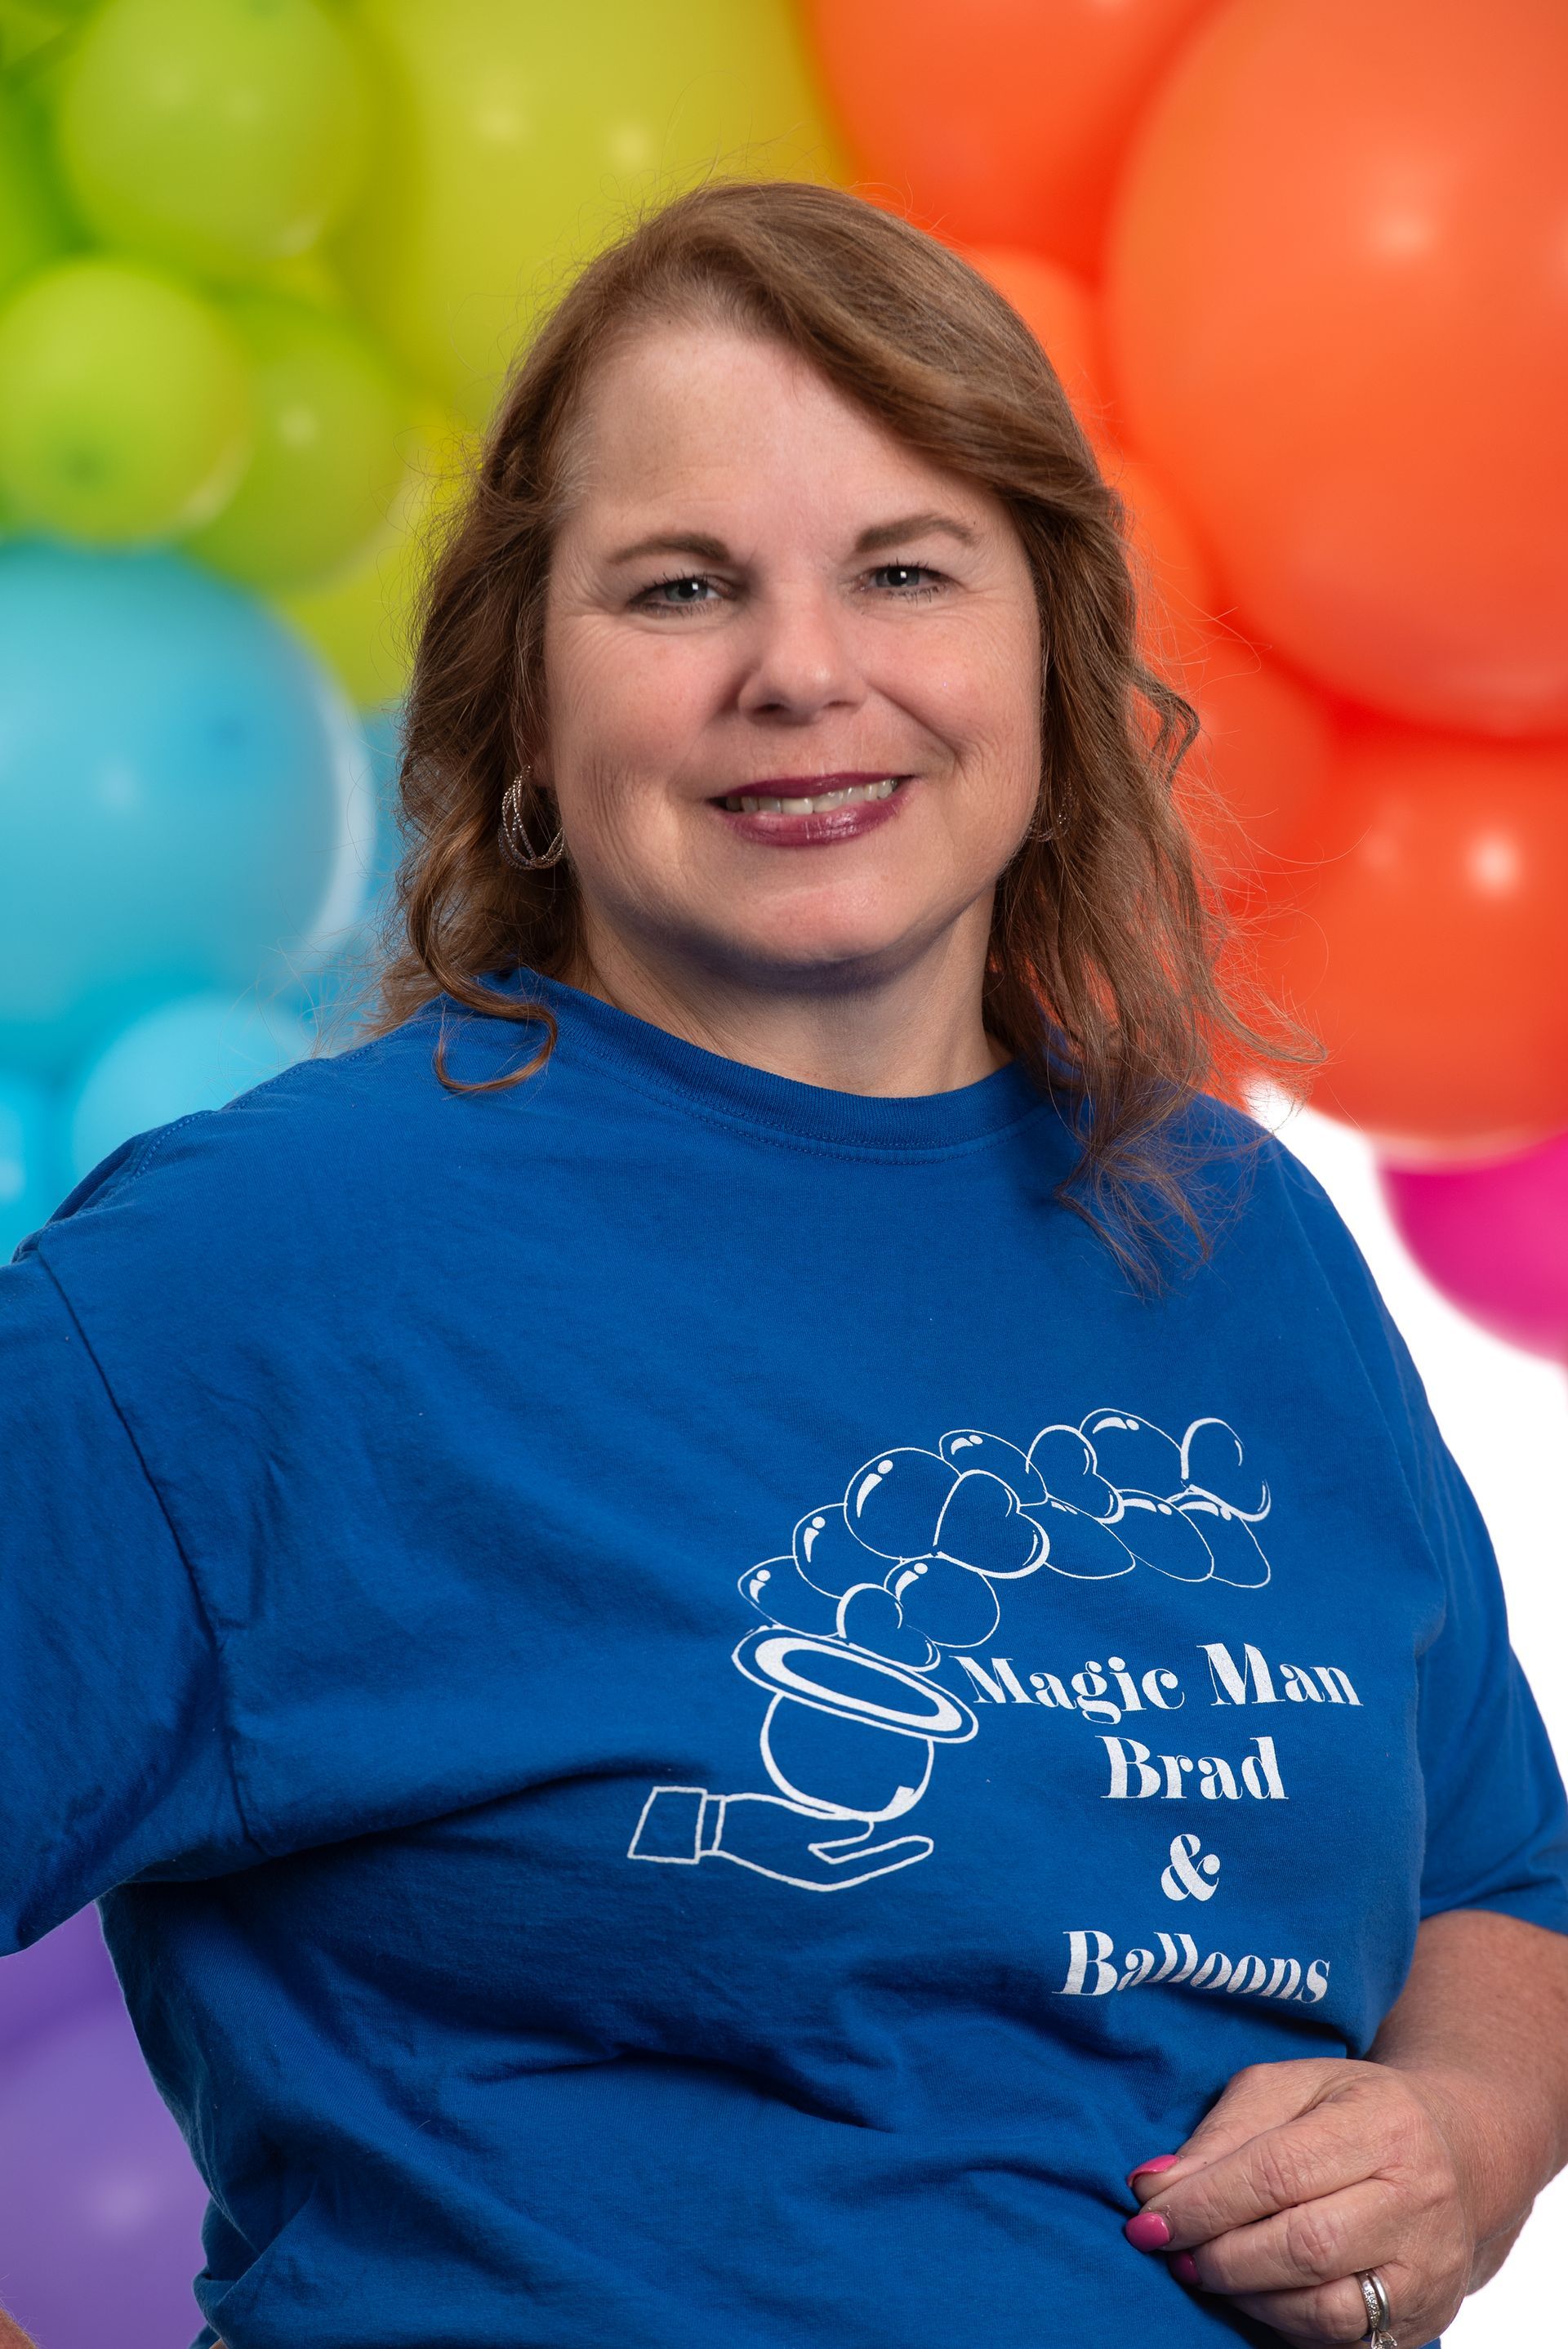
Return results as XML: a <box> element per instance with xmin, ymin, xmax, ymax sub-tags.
<box><xmin>1267</xmin><ymin>1136</ymin><xmax>1568</xmax><ymax>1937</ymax></box>
<box><xmin>0</xmin><ymin>1240</ymin><xmax>261</xmax><ymax>1950</ymax></box>
<box><xmin>1409</xmin><ymin>1406</ymin><xmax>1568</xmax><ymax>1932</ymax></box>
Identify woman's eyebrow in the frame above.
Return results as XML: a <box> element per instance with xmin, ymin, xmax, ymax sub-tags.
<box><xmin>608</xmin><ymin>529</ymin><xmax>732</xmax><ymax>566</ymax></box>
<box><xmin>606</xmin><ymin>511</ymin><xmax>980</xmax><ymax>567</ymax></box>
<box><xmin>853</xmin><ymin>511</ymin><xmax>978</xmax><ymax>555</ymax></box>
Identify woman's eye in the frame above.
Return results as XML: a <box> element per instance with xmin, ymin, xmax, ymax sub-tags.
<box><xmin>636</xmin><ymin>573</ymin><xmax>719</xmax><ymax>613</ymax></box>
<box><xmin>868</xmin><ymin>563</ymin><xmax>945</xmax><ymax>598</ymax></box>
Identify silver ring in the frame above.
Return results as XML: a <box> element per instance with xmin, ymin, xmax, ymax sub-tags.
<box><xmin>1356</xmin><ymin>2268</ymin><xmax>1396</xmax><ymax>2346</ymax></box>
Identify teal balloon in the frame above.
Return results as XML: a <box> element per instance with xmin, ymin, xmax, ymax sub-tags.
<box><xmin>0</xmin><ymin>542</ymin><xmax>372</xmax><ymax>1074</ymax></box>
<box><xmin>0</xmin><ymin>1067</ymin><xmax>65</xmax><ymax>1259</ymax></box>
<box><xmin>65</xmin><ymin>991</ymin><xmax>314</xmax><ymax>1183</ymax></box>
<box><xmin>285</xmin><ymin>697</ymin><xmax>403</xmax><ymax>1040</ymax></box>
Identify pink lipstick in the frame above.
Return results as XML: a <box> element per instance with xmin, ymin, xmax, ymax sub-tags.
<box><xmin>708</xmin><ymin>773</ymin><xmax>912</xmax><ymax>849</ymax></box>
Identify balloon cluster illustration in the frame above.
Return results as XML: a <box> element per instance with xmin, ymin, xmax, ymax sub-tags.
<box><xmin>626</xmin><ymin>1409</ymin><xmax>1270</xmax><ymax>1895</ymax></box>
<box><xmin>743</xmin><ymin>1411</ymin><xmax>1272</xmax><ymax>1670</ymax></box>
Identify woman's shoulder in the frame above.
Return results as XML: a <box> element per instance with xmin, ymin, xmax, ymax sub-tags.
<box><xmin>1178</xmin><ymin>1090</ymin><xmax>1437</xmax><ymax>1489</ymax></box>
<box><xmin>11</xmin><ymin>1006</ymin><xmax>490</xmax><ymax>1339</ymax></box>
<box><xmin>25</xmin><ymin>1014</ymin><xmax>427</xmax><ymax>1228</ymax></box>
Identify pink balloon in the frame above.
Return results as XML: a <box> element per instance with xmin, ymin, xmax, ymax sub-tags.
<box><xmin>1381</xmin><ymin>1130</ymin><xmax>1568</xmax><ymax>1358</ymax></box>
<box><xmin>0</xmin><ymin>2003</ymin><xmax>207</xmax><ymax>2349</ymax></box>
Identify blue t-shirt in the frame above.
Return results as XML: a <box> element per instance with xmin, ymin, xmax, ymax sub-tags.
<box><xmin>3</xmin><ymin>968</ymin><xmax>1566</xmax><ymax>2349</ymax></box>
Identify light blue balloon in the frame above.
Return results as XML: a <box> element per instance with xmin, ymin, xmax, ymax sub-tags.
<box><xmin>0</xmin><ymin>541</ymin><xmax>372</xmax><ymax>1075</ymax></box>
<box><xmin>65</xmin><ymin>991</ymin><xmax>316</xmax><ymax>1185</ymax></box>
<box><xmin>286</xmin><ymin>696</ymin><xmax>405</xmax><ymax>1044</ymax></box>
<box><xmin>0</xmin><ymin>1067</ymin><xmax>66</xmax><ymax>1260</ymax></box>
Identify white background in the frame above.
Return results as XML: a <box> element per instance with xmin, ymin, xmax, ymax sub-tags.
<box><xmin>1266</xmin><ymin>1101</ymin><xmax>1568</xmax><ymax>2344</ymax></box>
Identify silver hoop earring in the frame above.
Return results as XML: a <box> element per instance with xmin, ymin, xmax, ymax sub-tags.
<box><xmin>499</xmin><ymin>770</ymin><xmax>566</xmax><ymax>871</ymax></box>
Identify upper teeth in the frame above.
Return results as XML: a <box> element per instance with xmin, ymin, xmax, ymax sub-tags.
<box><xmin>722</xmin><ymin>778</ymin><xmax>902</xmax><ymax>813</ymax></box>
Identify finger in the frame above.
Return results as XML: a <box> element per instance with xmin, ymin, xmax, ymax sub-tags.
<box><xmin>1134</xmin><ymin>2097</ymin><xmax>1387</xmax><ymax>2248</ymax></box>
<box><xmin>1181</xmin><ymin>2178</ymin><xmax>1399</xmax><ymax>2296</ymax></box>
<box><xmin>1221</xmin><ymin>2266</ymin><xmax>1430</xmax><ymax>2349</ymax></box>
<box><xmin>1130</xmin><ymin>2060</ymin><xmax>1349</xmax><ymax>2202</ymax></box>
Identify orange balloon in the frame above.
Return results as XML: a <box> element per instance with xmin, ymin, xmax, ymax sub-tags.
<box><xmin>1104</xmin><ymin>452</ymin><xmax>1217</xmax><ymax>668</ymax></box>
<box><xmin>1177</xmin><ymin>643</ymin><xmax>1334</xmax><ymax>903</ymax></box>
<box><xmin>963</xmin><ymin>256</ymin><xmax>1210</xmax><ymax>654</ymax></box>
<box><xmin>1105</xmin><ymin>0</ymin><xmax>1568</xmax><ymax>737</ymax></box>
<box><xmin>1254</xmin><ymin>729</ymin><xmax>1568</xmax><ymax>1161</ymax></box>
<box><xmin>966</xmin><ymin>247</ymin><xmax>1114</xmax><ymax>448</ymax></box>
<box><xmin>808</xmin><ymin>0</ymin><xmax>1219</xmax><ymax>273</ymax></box>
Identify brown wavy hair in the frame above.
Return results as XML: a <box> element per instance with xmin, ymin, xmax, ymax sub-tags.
<box><xmin>350</xmin><ymin>176</ymin><xmax>1315</xmax><ymax>1286</ymax></box>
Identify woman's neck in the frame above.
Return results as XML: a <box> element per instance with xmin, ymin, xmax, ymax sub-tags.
<box><xmin>563</xmin><ymin>916</ymin><xmax>1009</xmax><ymax>1099</ymax></box>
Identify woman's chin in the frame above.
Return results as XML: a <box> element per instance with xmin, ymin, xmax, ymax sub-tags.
<box><xmin>695</xmin><ymin>916</ymin><xmax>942</xmax><ymax>993</ymax></box>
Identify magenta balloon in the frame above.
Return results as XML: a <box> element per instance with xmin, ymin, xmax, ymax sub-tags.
<box><xmin>1381</xmin><ymin>1130</ymin><xmax>1568</xmax><ymax>1358</ymax></box>
<box><xmin>0</xmin><ymin>1905</ymin><xmax>120</xmax><ymax>2055</ymax></box>
<box><xmin>0</xmin><ymin>2004</ymin><xmax>207</xmax><ymax>2349</ymax></box>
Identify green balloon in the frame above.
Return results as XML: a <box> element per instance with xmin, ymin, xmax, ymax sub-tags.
<box><xmin>0</xmin><ymin>257</ymin><xmax>252</xmax><ymax>541</ymax></box>
<box><xmin>336</xmin><ymin>0</ymin><xmax>847</xmax><ymax>423</ymax></box>
<box><xmin>280</xmin><ymin>403</ymin><xmax>474</xmax><ymax>707</ymax></box>
<box><xmin>186</xmin><ymin>292</ymin><xmax>408</xmax><ymax>591</ymax></box>
<box><xmin>0</xmin><ymin>74</ymin><xmax>71</xmax><ymax>303</ymax></box>
<box><xmin>56</xmin><ymin>0</ymin><xmax>368</xmax><ymax>279</ymax></box>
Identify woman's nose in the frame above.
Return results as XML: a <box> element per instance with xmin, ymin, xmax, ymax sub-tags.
<box><xmin>735</xmin><ymin>587</ymin><xmax>866</xmax><ymax>720</ymax></box>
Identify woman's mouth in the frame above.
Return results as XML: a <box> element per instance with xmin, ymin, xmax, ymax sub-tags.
<box><xmin>709</xmin><ymin>774</ymin><xmax>912</xmax><ymax>846</ymax></box>
<box><xmin>719</xmin><ymin>777</ymin><xmax>902</xmax><ymax>813</ymax></box>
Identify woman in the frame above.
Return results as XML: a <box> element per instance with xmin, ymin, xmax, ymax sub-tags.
<box><xmin>2</xmin><ymin>179</ymin><xmax>1566</xmax><ymax>2349</ymax></box>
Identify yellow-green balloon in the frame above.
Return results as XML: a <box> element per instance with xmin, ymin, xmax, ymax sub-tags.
<box><xmin>0</xmin><ymin>258</ymin><xmax>252</xmax><ymax>542</ymax></box>
<box><xmin>281</xmin><ymin>407</ymin><xmax>475</xmax><ymax>707</ymax></box>
<box><xmin>0</xmin><ymin>75</ymin><xmax>71</xmax><ymax>303</ymax></box>
<box><xmin>56</xmin><ymin>0</ymin><xmax>368</xmax><ymax>280</ymax></box>
<box><xmin>336</xmin><ymin>0</ymin><xmax>846</xmax><ymax>424</ymax></box>
<box><xmin>186</xmin><ymin>293</ymin><xmax>408</xmax><ymax>591</ymax></box>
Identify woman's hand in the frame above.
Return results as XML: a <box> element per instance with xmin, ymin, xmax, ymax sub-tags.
<box><xmin>1123</xmin><ymin>2054</ymin><xmax>1503</xmax><ymax>2342</ymax></box>
<box><xmin>1120</xmin><ymin>1909</ymin><xmax>1568</xmax><ymax>2343</ymax></box>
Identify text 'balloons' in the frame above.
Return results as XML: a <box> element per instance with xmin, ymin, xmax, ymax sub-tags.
<box><xmin>0</xmin><ymin>542</ymin><xmax>370</xmax><ymax>1073</ymax></box>
<box><xmin>55</xmin><ymin>0</ymin><xmax>368</xmax><ymax>280</ymax></box>
<box><xmin>1106</xmin><ymin>0</ymin><xmax>1568</xmax><ymax>735</ymax></box>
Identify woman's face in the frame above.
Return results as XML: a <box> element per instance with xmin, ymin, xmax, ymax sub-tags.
<box><xmin>541</xmin><ymin>323</ymin><xmax>1045</xmax><ymax>994</ymax></box>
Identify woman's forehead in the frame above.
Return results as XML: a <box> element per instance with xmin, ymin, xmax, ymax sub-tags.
<box><xmin>563</xmin><ymin>324</ymin><xmax>991</xmax><ymax>533</ymax></box>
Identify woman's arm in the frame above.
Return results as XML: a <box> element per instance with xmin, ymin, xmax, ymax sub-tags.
<box><xmin>1123</xmin><ymin>1909</ymin><xmax>1568</xmax><ymax>2343</ymax></box>
<box><xmin>1369</xmin><ymin>1905</ymin><xmax>1568</xmax><ymax>2285</ymax></box>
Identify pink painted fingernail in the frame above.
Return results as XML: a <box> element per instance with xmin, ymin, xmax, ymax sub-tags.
<box><xmin>1126</xmin><ymin>2155</ymin><xmax>1179</xmax><ymax>2186</ymax></box>
<box><xmin>1170</xmin><ymin>2252</ymin><xmax>1200</xmax><ymax>2286</ymax></box>
<box><xmin>1124</xmin><ymin>2210</ymin><xmax>1172</xmax><ymax>2252</ymax></box>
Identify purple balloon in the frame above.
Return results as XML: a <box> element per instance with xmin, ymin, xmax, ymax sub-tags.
<box><xmin>0</xmin><ymin>1906</ymin><xmax>121</xmax><ymax>2057</ymax></box>
<box><xmin>0</xmin><ymin>2003</ymin><xmax>208</xmax><ymax>2349</ymax></box>
<box><xmin>1381</xmin><ymin>1128</ymin><xmax>1568</xmax><ymax>1358</ymax></box>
